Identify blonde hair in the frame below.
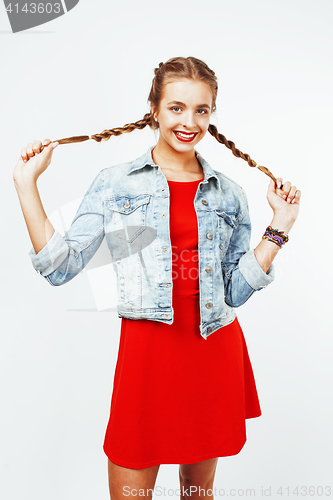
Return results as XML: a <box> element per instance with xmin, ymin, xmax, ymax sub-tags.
<box><xmin>48</xmin><ymin>56</ymin><xmax>276</xmax><ymax>184</ymax></box>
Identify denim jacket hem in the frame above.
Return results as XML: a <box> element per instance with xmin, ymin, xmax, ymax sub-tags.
<box><xmin>199</xmin><ymin>310</ymin><xmax>237</xmax><ymax>339</ymax></box>
<box><xmin>117</xmin><ymin>307</ymin><xmax>237</xmax><ymax>340</ymax></box>
<box><xmin>117</xmin><ymin>307</ymin><xmax>173</xmax><ymax>323</ymax></box>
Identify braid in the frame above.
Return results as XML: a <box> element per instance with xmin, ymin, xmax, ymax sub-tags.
<box><xmin>208</xmin><ymin>124</ymin><xmax>277</xmax><ymax>184</ymax></box>
<box><xmin>42</xmin><ymin>112</ymin><xmax>153</xmax><ymax>148</ymax></box>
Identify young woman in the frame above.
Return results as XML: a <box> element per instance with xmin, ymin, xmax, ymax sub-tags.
<box><xmin>13</xmin><ymin>56</ymin><xmax>301</xmax><ymax>499</ymax></box>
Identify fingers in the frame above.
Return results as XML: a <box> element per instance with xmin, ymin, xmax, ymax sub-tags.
<box><xmin>26</xmin><ymin>141</ymin><xmax>37</xmax><ymax>158</ymax></box>
<box><xmin>280</xmin><ymin>181</ymin><xmax>291</xmax><ymax>200</ymax></box>
<box><xmin>292</xmin><ymin>189</ymin><xmax>301</xmax><ymax>204</ymax></box>
<box><xmin>275</xmin><ymin>177</ymin><xmax>283</xmax><ymax>189</ymax></box>
<box><xmin>288</xmin><ymin>186</ymin><xmax>298</xmax><ymax>201</ymax></box>
<box><xmin>42</xmin><ymin>138</ymin><xmax>53</xmax><ymax>151</ymax></box>
<box><xmin>22</xmin><ymin>141</ymin><xmax>39</xmax><ymax>161</ymax></box>
<box><xmin>20</xmin><ymin>146</ymin><xmax>29</xmax><ymax>162</ymax></box>
<box><xmin>21</xmin><ymin>142</ymin><xmax>33</xmax><ymax>161</ymax></box>
<box><xmin>272</xmin><ymin>177</ymin><xmax>301</xmax><ymax>205</ymax></box>
<box><xmin>276</xmin><ymin>180</ymin><xmax>292</xmax><ymax>201</ymax></box>
<box><xmin>32</xmin><ymin>139</ymin><xmax>43</xmax><ymax>157</ymax></box>
<box><xmin>21</xmin><ymin>139</ymin><xmax>52</xmax><ymax>163</ymax></box>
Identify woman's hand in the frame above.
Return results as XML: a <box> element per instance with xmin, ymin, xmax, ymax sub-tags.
<box><xmin>267</xmin><ymin>177</ymin><xmax>301</xmax><ymax>225</ymax></box>
<box><xmin>13</xmin><ymin>138</ymin><xmax>59</xmax><ymax>186</ymax></box>
<box><xmin>253</xmin><ymin>178</ymin><xmax>302</xmax><ymax>273</ymax></box>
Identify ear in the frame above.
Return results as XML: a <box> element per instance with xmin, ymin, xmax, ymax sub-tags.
<box><xmin>151</xmin><ymin>105</ymin><xmax>158</xmax><ymax>122</ymax></box>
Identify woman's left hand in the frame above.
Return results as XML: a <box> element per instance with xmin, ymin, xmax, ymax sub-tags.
<box><xmin>267</xmin><ymin>177</ymin><xmax>301</xmax><ymax>223</ymax></box>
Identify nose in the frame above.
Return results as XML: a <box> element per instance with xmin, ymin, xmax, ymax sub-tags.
<box><xmin>182</xmin><ymin>111</ymin><xmax>196</xmax><ymax>129</ymax></box>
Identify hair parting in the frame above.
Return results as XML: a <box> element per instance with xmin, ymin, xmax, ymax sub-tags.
<box><xmin>43</xmin><ymin>56</ymin><xmax>277</xmax><ymax>185</ymax></box>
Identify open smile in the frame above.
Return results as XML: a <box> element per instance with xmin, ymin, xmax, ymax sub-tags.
<box><xmin>173</xmin><ymin>130</ymin><xmax>198</xmax><ymax>142</ymax></box>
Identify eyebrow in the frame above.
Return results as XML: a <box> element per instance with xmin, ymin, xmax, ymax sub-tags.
<box><xmin>167</xmin><ymin>100</ymin><xmax>211</xmax><ymax>110</ymax></box>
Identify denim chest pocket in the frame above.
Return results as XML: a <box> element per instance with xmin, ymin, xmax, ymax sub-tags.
<box><xmin>215</xmin><ymin>209</ymin><xmax>240</xmax><ymax>255</ymax></box>
<box><xmin>104</xmin><ymin>194</ymin><xmax>152</xmax><ymax>261</ymax></box>
<box><xmin>107</xmin><ymin>194</ymin><xmax>151</xmax><ymax>225</ymax></box>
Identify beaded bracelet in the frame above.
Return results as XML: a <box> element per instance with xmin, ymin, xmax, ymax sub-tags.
<box><xmin>262</xmin><ymin>226</ymin><xmax>289</xmax><ymax>248</ymax></box>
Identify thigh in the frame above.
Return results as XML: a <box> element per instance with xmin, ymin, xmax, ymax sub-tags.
<box><xmin>179</xmin><ymin>457</ymin><xmax>219</xmax><ymax>489</ymax></box>
<box><xmin>108</xmin><ymin>458</ymin><xmax>160</xmax><ymax>500</ymax></box>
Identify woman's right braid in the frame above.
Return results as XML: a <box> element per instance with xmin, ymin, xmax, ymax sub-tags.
<box><xmin>208</xmin><ymin>124</ymin><xmax>277</xmax><ymax>184</ymax></box>
<box><xmin>91</xmin><ymin>113</ymin><xmax>153</xmax><ymax>142</ymax></box>
<box><xmin>41</xmin><ymin>112</ymin><xmax>154</xmax><ymax>149</ymax></box>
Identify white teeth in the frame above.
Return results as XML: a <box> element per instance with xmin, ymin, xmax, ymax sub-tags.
<box><xmin>175</xmin><ymin>132</ymin><xmax>196</xmax><ymax>139</ymax></box>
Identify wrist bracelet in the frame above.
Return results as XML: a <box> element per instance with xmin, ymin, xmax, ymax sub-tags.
<box><xmin>262</xmin><ymin>226</ymin><xmax>289</xmax><ymax>248</ymax></box>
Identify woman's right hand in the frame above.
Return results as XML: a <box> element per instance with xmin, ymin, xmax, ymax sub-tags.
<box><xmin>13</xmin><ymin>138</ymin><xmax>59</xmax><ymax>185</ymax></box>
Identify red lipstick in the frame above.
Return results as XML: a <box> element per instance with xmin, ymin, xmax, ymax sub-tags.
<box><xmin>173</xmin><ymin>131</ymin><xmax>198</xmax><ymax>143</ymax></box>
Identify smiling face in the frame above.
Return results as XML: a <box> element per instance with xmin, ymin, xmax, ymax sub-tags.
<box><xmin>151</xmin><ymin>78</ymin><xmax>213</xmax><ymax>155</ymax></box>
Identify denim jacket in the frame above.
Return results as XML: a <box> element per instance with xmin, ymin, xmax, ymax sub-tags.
<box><xmin>29</xmin><ymin>145</ymin><xmax>275</xmax><ymax>340</ymax></box>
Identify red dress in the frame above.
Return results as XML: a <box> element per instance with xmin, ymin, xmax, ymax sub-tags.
<box><xmin>103</xmin><ymin>178</ymin><xmax>261</xmax><ymax>469</ymax></box>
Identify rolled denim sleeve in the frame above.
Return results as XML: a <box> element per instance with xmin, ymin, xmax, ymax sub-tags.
<box><xmin>222</xmin><ymin>188</ymin><xmax>275</xmax><ymax>308</ymax></box>
<box><xmin>28</xmin><ymin>170</ymin><xmax>105</xmax><ymax>286</ymax></box>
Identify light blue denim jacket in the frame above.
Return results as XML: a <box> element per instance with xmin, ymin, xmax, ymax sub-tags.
<box><xmin>29</xmin><ymin>145</ymin><xmax>275</xmax><ymax>340</ymax></box>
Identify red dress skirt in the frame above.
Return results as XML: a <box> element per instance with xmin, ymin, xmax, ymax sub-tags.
<box><xmin>103</xmin><ymin>178</ymin><xmax>261</xmax><ymax>469</ymax></box>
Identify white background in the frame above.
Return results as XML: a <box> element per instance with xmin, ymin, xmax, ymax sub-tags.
<box><xmin>1</xmin><ymin>0</ymin><xmax>332</xmax><ymax>498</ymax></box>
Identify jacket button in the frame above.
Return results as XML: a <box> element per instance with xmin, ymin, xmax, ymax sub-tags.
<box><xmin>207</xmin><ymin>327</ymin><xmax>213</xmax><ymax>334</ymax></box>
<box><xmin>205</xmin><ymin>302</ymin><xmax>213</xmax><ymax>309</ymax></box>
<box><xmin>123</xmin><ymin>202</ymin><xmax>131</xmax><ymax>209</ymax></box>
<box><xmin>206</xmin><ymin>232</ymin><xmax>213</xmax><ymax>239</ymax></box>
<box><xmin>205</xmin><ymin>266</ymin><xmax>212</xmax><ymax>273</ymax></box>
<box><xmin>201</xmin><ymin>199</ymin><xmax>208</xmax><ymax>205</ymax></box>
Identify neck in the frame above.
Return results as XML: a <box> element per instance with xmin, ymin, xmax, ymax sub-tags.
<box><xmin>152</xmin><ymin>140</ymin><xmax>201</xmax><ymax>174</ymax></box>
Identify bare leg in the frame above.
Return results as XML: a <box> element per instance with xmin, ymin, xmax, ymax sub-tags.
<box><xmin>179</xmin><ymin>457</ymin><xmax>219</xmax><ymax>499</ymax></box>
<box><xmin>107</xmin><ymin>458</ymin><xmax>160</xmax><ymax>500</ymax></box>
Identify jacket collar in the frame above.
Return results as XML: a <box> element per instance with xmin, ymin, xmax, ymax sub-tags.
<box><xmin>127</xmin><ymin>145</ymin><xmax>221</xmax><ymax>189</ymax></box>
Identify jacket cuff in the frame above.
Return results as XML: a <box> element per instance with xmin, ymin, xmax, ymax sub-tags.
<box><xmin>238</xmin><ymin>249</ymin><xmax>275</xmax><ymax>290</ymax></box>
<box><xmin>28</xmin><ymin>230</ymin><xmax>69</xmax><ymax>277</ymax></box>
